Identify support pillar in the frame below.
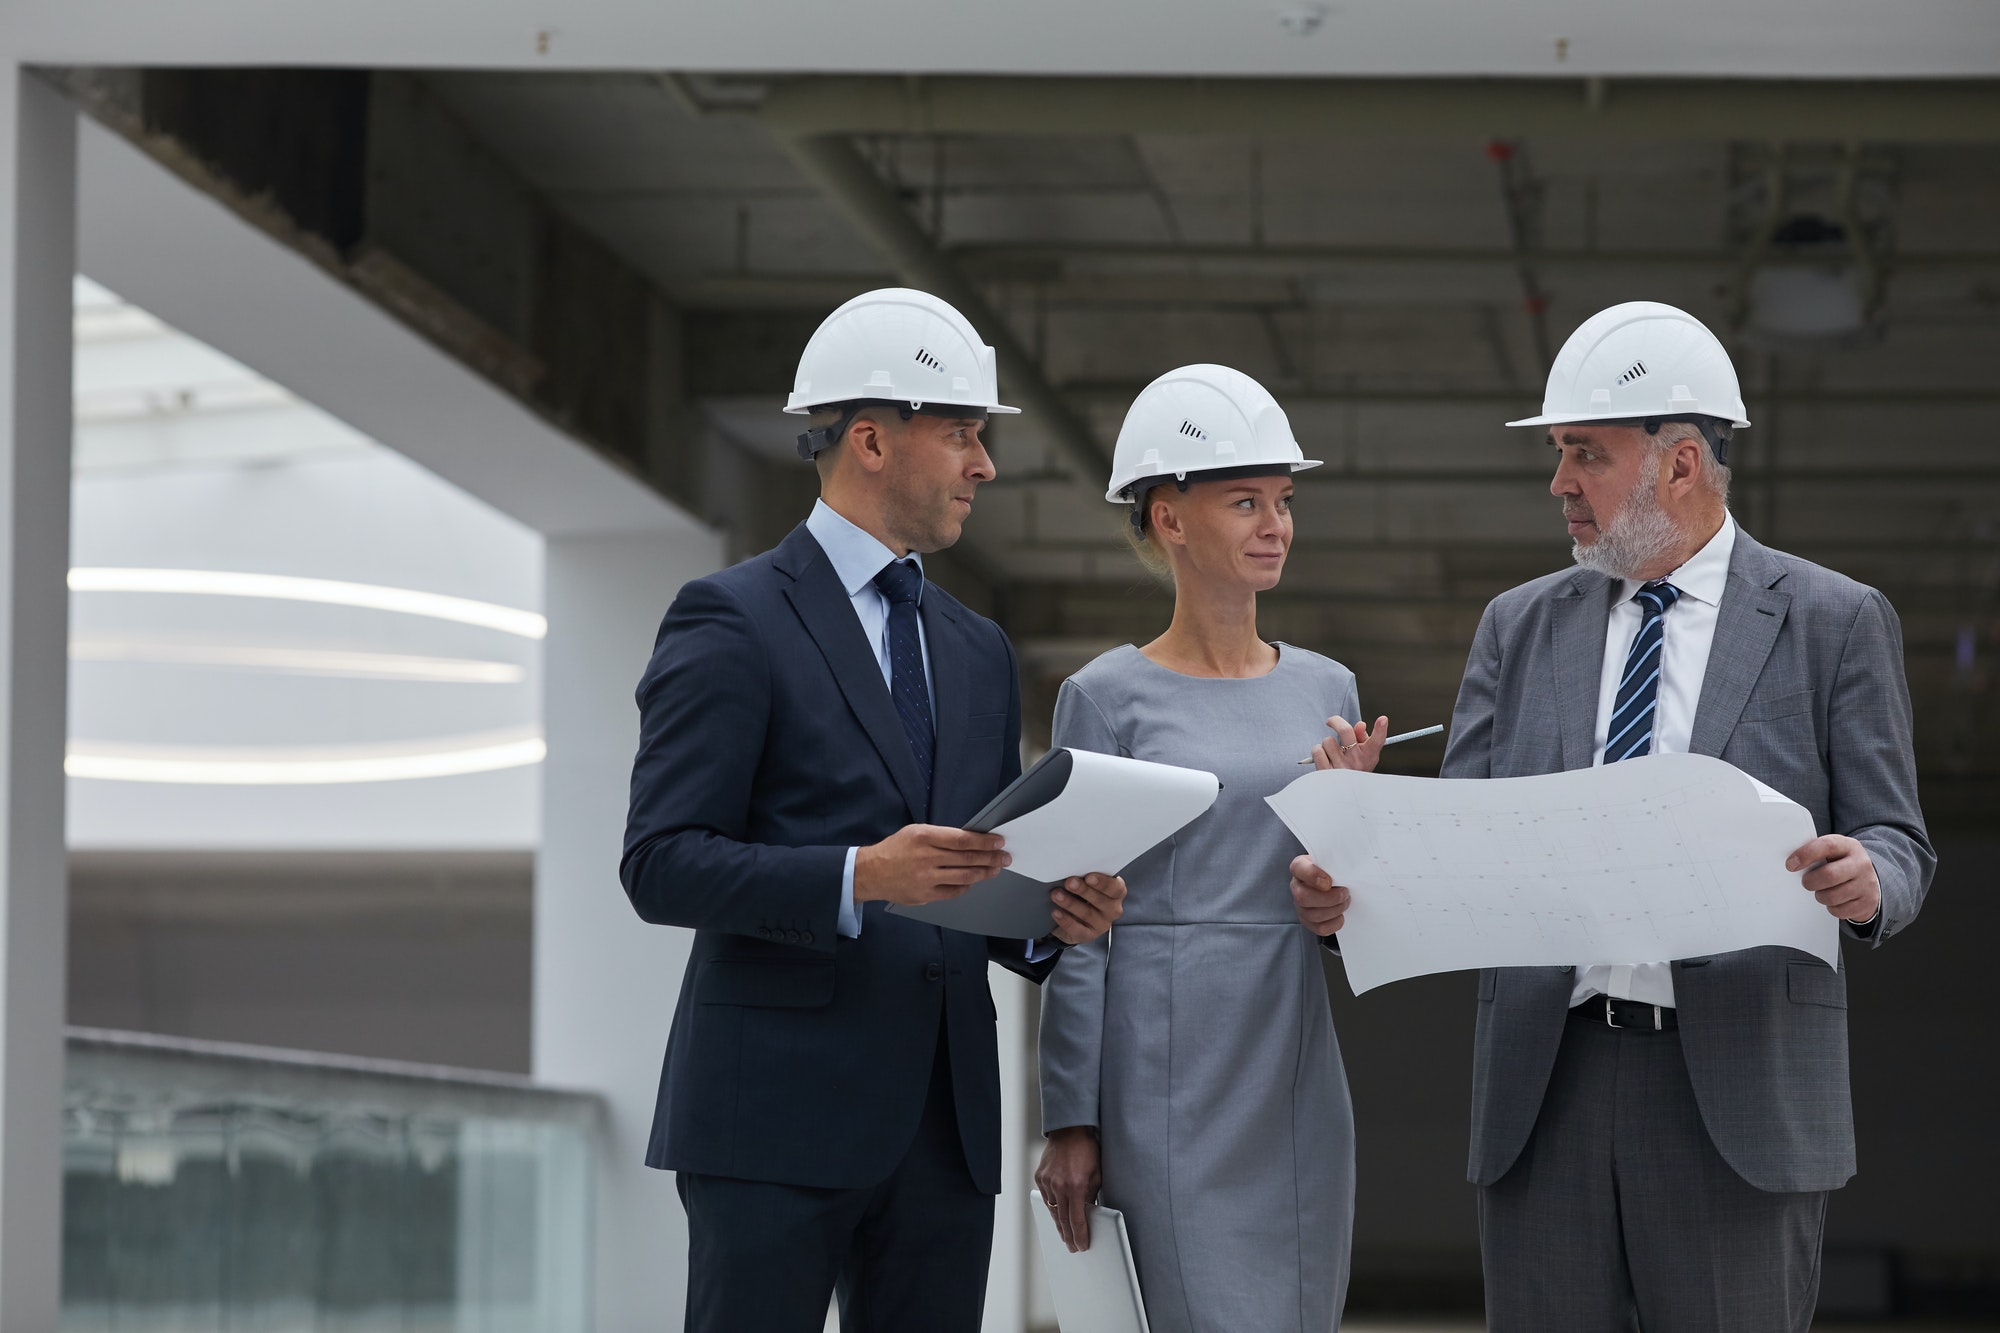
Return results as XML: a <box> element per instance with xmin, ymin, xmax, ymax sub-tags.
<box><xmin>536</xmin><ymin>528</ymin><xmax>722</xmax><ymax>1333</ymax></box>
<box><xmin>986</xmin><ymin>972</ymin><xmax>1033</xmax><ymax>1331</ymax></box>
<box><xmin>0</xmin><ymin>64</ymin><xmax>75</xmax><ymax>1333</ymax></box>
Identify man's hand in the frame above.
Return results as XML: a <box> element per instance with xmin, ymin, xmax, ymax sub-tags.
<box><xmin>1034</xmin><ymin>1127</ymin><xmax>1101</xmax><ymax>1253</ymax></box>
<box><xmin>853</xmin><ymin>826</ymin><xmax>1009</xmax><ymax>907</ymax></box>
<box><xmin>1050</xmin><ymin>874</ymin><xmax>1126</xmax><ymax>945</ymax></box>
<box><xmin>1787</xmin><ymin>835</ymin><xmax>1881</xmax><ymax>924</ymax></box>
<box><xmin>1290</xmin><ymin>854</ymin><xmax>1353</xmax><ymax>936</ymax></box>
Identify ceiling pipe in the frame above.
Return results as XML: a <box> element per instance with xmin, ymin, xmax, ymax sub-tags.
<box><xmin>758</xmin><ymin>77</ymin><xmax>2000</xmax><ymax>144</ymax></box>
<box><xmin>762</xmin><ymin>130</ymin><xmax>1113</xmax><ymax>481</ymax></box>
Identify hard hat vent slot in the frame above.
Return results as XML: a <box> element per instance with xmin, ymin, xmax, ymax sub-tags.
<box><xmin>1178</xmin><ymin>420</ymin><xmax>1209</xmax><ymax>441</ymax></box>
<box><xmin>1617</xmin><ymin>360</ymin><xmax>1648</xmax><ymax>385</ymax></box>
<box><xmin>913</xmin><ymin>348</ymin><xmax>945</xmax><ymax>373</ymax></box>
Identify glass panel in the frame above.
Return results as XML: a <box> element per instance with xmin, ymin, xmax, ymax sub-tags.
<box><xmin>63</xmin><ymin>1031</ymin><xmax>595</xmax><ymax>1332</ymax></box>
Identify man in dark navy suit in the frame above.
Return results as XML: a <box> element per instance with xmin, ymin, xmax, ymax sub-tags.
<box><xmin>622</xmin><ymin>289</ymin><xmax>1127</xmax><ymax>1332</ymax></box>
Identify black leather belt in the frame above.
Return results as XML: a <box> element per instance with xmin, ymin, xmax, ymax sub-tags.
<box><xmin>1569</xmin><ymin>995</ymin><xmax>1678</xmax><ymax>1031</ymax></box>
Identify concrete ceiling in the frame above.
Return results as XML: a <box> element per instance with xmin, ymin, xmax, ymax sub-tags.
<box><xmin>9</xmin><ymin>0</ymin><xmax>2000</xmax><ymax>76</ymax></box>
<box><xmin>409</xmin><ymin>69</ymin><xmax>2000</xmax><ymax>799</ymax></box>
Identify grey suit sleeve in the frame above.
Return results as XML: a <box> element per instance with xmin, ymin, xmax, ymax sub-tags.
<box><xmin>1830</xmin><ymin>589</ymin><xmax>1935</xmax><ymax>944</ymax></box>
<box><xmin>1037</xmin><ymin>680</ymin><xmax>1119</xmax><ymax>1132</ymax></box>
<box><xmin>1441</xmin><ymin>599</ymin><xmax>1504</xmax><ymax>781</ymax></box>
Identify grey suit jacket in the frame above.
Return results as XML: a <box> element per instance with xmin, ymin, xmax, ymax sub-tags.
<box><xmin>1445</xmin><ymin>526</ymin><xmax>1933</xmax><ymax>1194</ymax></box>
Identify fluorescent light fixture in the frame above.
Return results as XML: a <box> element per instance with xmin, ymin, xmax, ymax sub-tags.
<box><xmin>66</xmin><ymin>728</ymin><xmax>546</xmax><ymax>785</ymax></box>
<box><xmin>69</xmin><ymin>639</ymin><xmax>526</xmax><ymax>683</ymax></box>
<box><xmin>69</xmin><ymin>568</ymin><xmax>546</xmax><ymax>640</ymax></box>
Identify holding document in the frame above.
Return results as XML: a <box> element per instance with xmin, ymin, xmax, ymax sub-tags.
<box><xmin>1036</xmin><ymin>366</ymin><xmax>1372</xmax><ymax>1333</ymax></box>
<box><xmin>1290</xmin><ymin>303</ymin><xmax>1934</xmax><ymax>1333</ymax></box>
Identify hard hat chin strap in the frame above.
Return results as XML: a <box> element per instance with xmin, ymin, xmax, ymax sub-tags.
<box><xmin>795</xmin><ymin>400</ymin><xmax>990</xmax><ymax>462</ymax></box>
<box><xmin>1123</xmin><ymin>463</ymin><xmax>1293</xmax><ymax>535</ymax></box>
<box><xmin>1632</xmin><ymin>416</ymin><xmax>1734</xmax><ymax>468</ymax></box>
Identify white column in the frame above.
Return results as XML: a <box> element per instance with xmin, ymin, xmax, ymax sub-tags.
<box><xmin>986</xmin><ymin>973</ymin><xmax>1034</xmax><ymax>1332</ymax></box>
<box><xmin>536</xmin><ymin>528</ymin><xmax>722</xmax><ymax>1333</ymax></box>
<box><xmin>0</xmin><ymin>65</ymin><xmax>73</xmax><ymax>1333</ymax></box>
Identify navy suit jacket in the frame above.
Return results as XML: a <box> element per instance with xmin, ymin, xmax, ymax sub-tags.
<box><xmin>621</xmin><ymin>521</ymin><xmax>1055</xmax><ymax>1194</ymax></box>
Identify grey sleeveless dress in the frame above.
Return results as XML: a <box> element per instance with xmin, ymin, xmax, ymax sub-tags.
<box><xmin>1039</xmin><ymin>643</ymin><xmax>1357</xmax><ymax>1333</ymax></box>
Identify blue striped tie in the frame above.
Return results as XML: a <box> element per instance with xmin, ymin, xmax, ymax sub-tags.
<box><xmin>1605</xmin><ymin>581</ymin><xmax>1682</xmax><ymax>763</ymax></box>
<box><xmin>871</xmin><ymin>559</ymin><xmax>934</xmax><ymax>812</ymax></box>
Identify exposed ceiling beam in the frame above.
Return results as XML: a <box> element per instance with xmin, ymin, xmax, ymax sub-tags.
<box><xmin>759</xmin><ymin>130</ymin><xmax>1112</xmax><ymax>480</ymax></box>
<box><xmin>758</xmin><ymin>76</ymin><xmax>2000</xmax><ymax>143</ymax></box>
<box><xmin>1055</xmin><ymin>383</ymin><xmax>2000</xmax><ymax>408</ymax></box>
<box><xmin>953</xmin><ymin>241</ymin><xmax>2000</xmax><ymax>275</ymax></box>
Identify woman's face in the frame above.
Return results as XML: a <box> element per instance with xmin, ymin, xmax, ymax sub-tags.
<box><xmin>1151</xmin><ymin>473</ymin><xmax>1296</xmax><ymax>592</ymax></box>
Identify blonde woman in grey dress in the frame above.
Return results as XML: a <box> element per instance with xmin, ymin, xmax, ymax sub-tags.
<box><xmin>1035</xmin><ymin>365</ymin><xmax>1385</xmax><ymax>1333</ymax></box>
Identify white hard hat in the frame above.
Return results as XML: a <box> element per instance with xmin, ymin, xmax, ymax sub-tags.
<box><xmin>1106</xmin><ymin>364</ymin><xmax>1320</xmax><ymax>508</ymax></box>
<box><xmin>787</xmin><ymin>288</ymin><xmax>1018</xmax><ymax>459</ymax></box>
<box><xmin>1507</xmin><ymin>301</ymin><xmax>1750</xmax><ymax>452</ymax></box>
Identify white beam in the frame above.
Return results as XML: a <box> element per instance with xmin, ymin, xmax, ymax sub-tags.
<box><xmin>6</xmin><ymin>1</ymin><xmax>2000</xmax><ymax>78</ymax></box>
<box><xmin>0</xmin><ymin>64</ymin><xmax>74</xmax><ymax>1333</ymax></box>
<box><xmin>74</xmin><ymin>116</ymin><xmax>697</xmax><ymax>541</ymax></box>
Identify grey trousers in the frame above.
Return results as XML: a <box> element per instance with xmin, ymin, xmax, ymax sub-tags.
<box><xmin>1479</xmin><ymin>1010</ymin><xmax>1828</xmax><ymax>1333</ymax></box>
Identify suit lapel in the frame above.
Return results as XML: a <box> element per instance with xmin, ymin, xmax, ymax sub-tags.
<box><xmin>776</xmin><ymin>525</ymin><xmax>930</xmax><ymax>822</ymax></box>
<box><xmin>922</xmin><ymin>592</ymin><xmax>970</xmax><ymax>820</ymax></box>
<box><xmin>1690</xmin><ymin>530</ymin><xmax>1790</xmax><ymax>758</ymax></box>
<box><xmin>1552</xmin><ymin>571</ymin><xmax>1613</xmax><ymax>772</ymax></box>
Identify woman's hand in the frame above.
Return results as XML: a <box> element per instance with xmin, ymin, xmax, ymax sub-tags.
<box><xmin>1034</xmin><ymin>1126</ymin><xmax>1102</xmax><ymax>1253</ymax></box>
<box><xmin>1310</xmin><ymin>715</ymin><xmax>1389</xmax><ymax>772</ymax></box>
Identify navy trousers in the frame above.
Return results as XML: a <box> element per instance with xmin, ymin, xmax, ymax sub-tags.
<box><xmin>677</xmin><ymin>1025</ymin><xmax>994</xmax><ymax>1333</ymax></box>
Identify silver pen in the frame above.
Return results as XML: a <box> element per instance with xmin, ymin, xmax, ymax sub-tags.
<box><xmin>1297</xmin><ymin>723</ymin><xmax>1444</xmax><ymax>763</ymax></box>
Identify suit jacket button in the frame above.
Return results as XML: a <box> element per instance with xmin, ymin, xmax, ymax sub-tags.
<box><xmin>786</xmin><ymin>930</ymin><xmax>802</xmax><ymax>944</ymax></box>
<box><xmin>924</xmin><ymin>963</ymin><xmax>944</xmax><ymax>982</ymax></box>
<box><xmin>800</xmin><ymin>931</ymin><xmax>815</xmax><ymax>945</ymax></box>
<box><xmin>1558</xmin><ymin>965</ymin><xmax>1574</xmax><ymax>973</ymax></box>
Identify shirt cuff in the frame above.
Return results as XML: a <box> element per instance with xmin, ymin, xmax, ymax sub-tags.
<box><xmin>1026</xmin><ymin>936</ymin><xmax>1063</xmax><ymax>964</ymax></box>
<box><xmin>838</xmin><ymin>847</ymin><xmax>863</xmax><ymax>939</ymax></box>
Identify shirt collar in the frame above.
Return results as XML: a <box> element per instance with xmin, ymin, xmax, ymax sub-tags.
<box><xmin>1621</xmin><ymin>512</ymin><xmax>1736</xmax><ymax>608</ymax></box>
<box><xmin>807</xmin><ymin>499</ymin><xmax>924</xmax><ymax>600</ymax></box>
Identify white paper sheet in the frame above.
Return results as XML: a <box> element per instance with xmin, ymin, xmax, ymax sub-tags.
<box><xmin>891</xmin><ymin>749</ymin><xmax>1218</xmax><ymax>937</ymax></box>
<box><xmin>991</xmin><ymin>749</ymin><xmax>1218</xmax><ymax>884</ymax></box>
<box><xmin>1030</xmin><ymin>1191</ymin><xmax>1151</xmax><ymax>1333</ymax></box>
<box><xmin>1265</xmin><ymin>753</ymin><xmax>1837</xmax><ymax>994</ymax></box>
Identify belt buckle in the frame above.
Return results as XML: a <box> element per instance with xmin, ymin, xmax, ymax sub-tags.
<box><xmin>1603</xmin><ymin>997</ymin><xmax>1665</xmax><ymax>1030</ymax></box>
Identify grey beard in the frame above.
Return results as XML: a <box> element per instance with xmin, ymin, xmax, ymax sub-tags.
<box><xmin>1570</xmin><ymin>474</ymin><xmax>1684</xmax><ymax>580</ymax></box>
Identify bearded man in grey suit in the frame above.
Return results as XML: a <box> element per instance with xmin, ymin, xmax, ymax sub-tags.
<box><xmin>1291</xmin><ymin>301</ymin><xmax>1934</xmax><ymax>1332</ymax></box>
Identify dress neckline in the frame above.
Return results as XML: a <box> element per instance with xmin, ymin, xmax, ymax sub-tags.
<box><xmin>1123</xmin><ymin>641</ymin><xmax>1293</xmax><ymax>682</ymax></box>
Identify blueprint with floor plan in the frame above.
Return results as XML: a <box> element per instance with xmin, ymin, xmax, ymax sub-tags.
<box><xmin>1266</xmin><ymin>753</ymin><xmax>1837</xmax><ymax>994</ymax></box>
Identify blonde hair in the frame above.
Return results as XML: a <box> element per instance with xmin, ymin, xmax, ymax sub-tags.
<box><xmin>1123</xmin><ymin>482</ymin><xmax>1176</xmax><ymax>583</ymax></box>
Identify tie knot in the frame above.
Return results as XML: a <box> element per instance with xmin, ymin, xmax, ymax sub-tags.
<box><xmin>1635</xmin><ymin>580</ymin><xmax>1682</xmax><ymax>618</ymax></box>
<box><xmin>872</xmin><ymin>559</ymin><xmax>924</xmax><ymax>605</ymax></box>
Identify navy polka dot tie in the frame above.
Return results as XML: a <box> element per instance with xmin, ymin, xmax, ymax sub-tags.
<box><xmin>1606</xmin><ymin>580</ymin><xmax>1682</xmax><ymax>763</ymax></box>
<box><xmin>872</xmin><ymin>559</ymin><xmax>934</xmax><ymax>811</ymax></box>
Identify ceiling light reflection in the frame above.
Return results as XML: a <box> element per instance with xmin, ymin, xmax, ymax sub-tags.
<box><xmin>69</xmin><ymin>568</ymin><xmax>547</xmax><ymax>640</ymax></box>
<box><xmin>69</xmin><ymin>639</ymin><xmax>526</xmax><ymax>683</ymax></box>
<box><xmin>66</xmin><ymin>730</ymin><xmax>546</xmax><ymax>785</ymax></box>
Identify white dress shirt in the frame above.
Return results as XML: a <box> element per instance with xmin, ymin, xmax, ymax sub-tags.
<box><xmin>1570</xmin><ymin>514</ymin><xmax>1737</xmax><ymax>1008</ymax></box>
<box><xmin>805</xmin><ymin>500</ymin><xmax>1053</xmax><ymax>959</ymax></box>
<box><xmin>806</xmin><ymin>500</ymin><xmax>933</xmax><ymax>940</ymax></box>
